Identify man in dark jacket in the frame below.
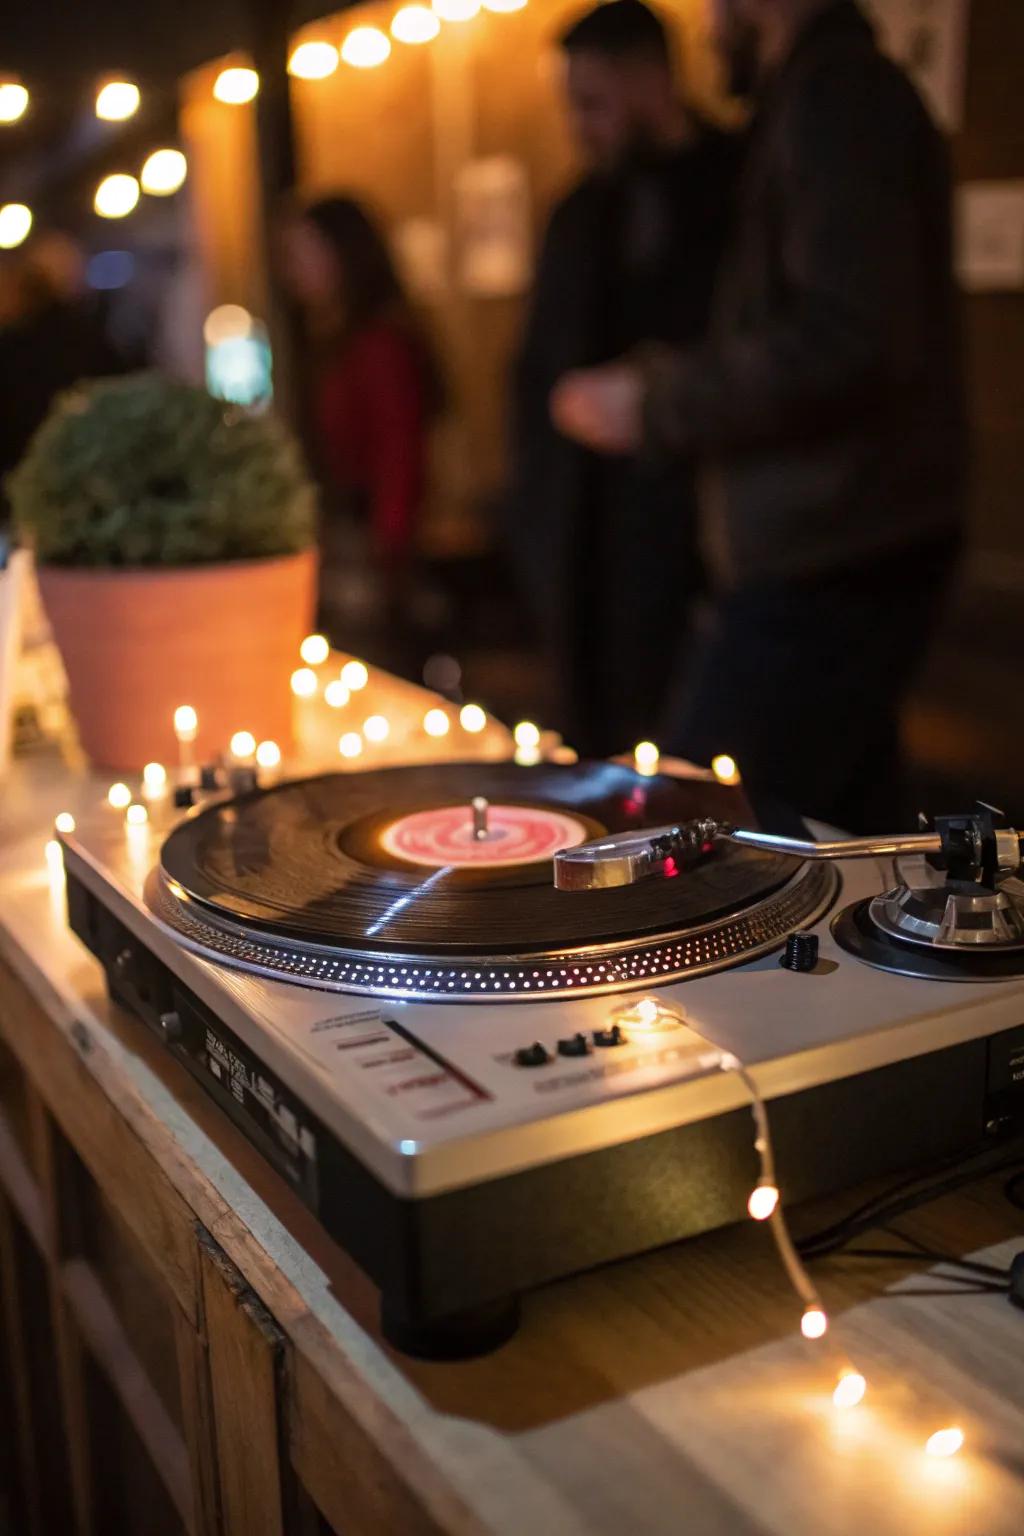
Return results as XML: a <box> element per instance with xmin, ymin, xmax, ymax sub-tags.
<box><xmin>552</xmin><ymin>0</ymin><xmax>965</xmax><ymax>829</ymax></box>
<box><xmin>509</xmin><ymin>0</ymin><xmax>740</xmax><ymax>758</ymax></box>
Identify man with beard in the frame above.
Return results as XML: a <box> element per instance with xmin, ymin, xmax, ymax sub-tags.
<box><xmin>508</xmin><ymin>0</ymin><xmax>740</xmax><ymax>758</ymax></box>
<box><xmin>551</xmin><ymin>0</ymin><xmax>965</xmax><ymax>830</ymax></box>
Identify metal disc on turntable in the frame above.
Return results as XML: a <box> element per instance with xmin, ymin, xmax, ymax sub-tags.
<box><xmin>149</xmin><ymin>762</ymin><xmax>839</xmax><ymax>1001</ymax></box>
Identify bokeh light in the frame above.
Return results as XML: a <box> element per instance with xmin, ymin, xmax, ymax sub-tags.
<box><xmin>288</xmin><ymin>41</ymin><xmax>339</xmax><ymax>79</ymax></box>
<box><xmin>94</xmin><ymin>174</ymin><xmax>140</xmax><ymax>219</ymax></box>
<box><xmin>392</xmin><ymin>5</ymin><xmax>441</xmax><ymax>43</ymax></box>
<box><xmin>0</xmin><ymin>204</ymin><xmax>32</xmax><ymax>249</ymax></box>
<box><xmin>140</xmin><ymin>149</ymin><xmax>187</xmax><ymax>196</ymax></box>
<box><xmin>0</xmin><ymin>83</ymin><xmax>29</xmax><ymax>123</ymax></box>
<box><xmin>341</xmin><ymin>27</ymin><xmax>392</xmax><ymax>68</ymax></box>
<box><xmin>213</xmin><ymin>67</ymin><xmax>260</xmax><ymax>104</ymax></box>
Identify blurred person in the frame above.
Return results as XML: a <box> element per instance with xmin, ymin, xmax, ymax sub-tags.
<box><xmin>0</xmin><ymin>231</ymin><xmax>126</xmax><ymax>514</ymax></box>
<box><xmin>279</xmin><ymin>196</ymin><xmax>441</xmax><ymax>668</ymax></box>
<box><xmin>508</xmin><ymin>0</ymin><xmax>741</xmax><ymax>758</ymax></box>
<box><xmin>551</xmin><ymin>0</ymin><xmax>965</xmax><ymax>829</ymax></box>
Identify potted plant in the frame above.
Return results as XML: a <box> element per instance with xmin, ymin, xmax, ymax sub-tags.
<box><xmin>7</xmin><ymin>372</ymin><xmax>317</xmax><ymax>770</ymax></box>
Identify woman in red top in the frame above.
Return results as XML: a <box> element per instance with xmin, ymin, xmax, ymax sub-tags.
<box><xmin>279</xmin><ymin>197</ymin><xmax>439</xmax><ymax>657</ymax></box>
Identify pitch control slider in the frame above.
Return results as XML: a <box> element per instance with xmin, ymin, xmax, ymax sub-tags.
<box><xmin>554</xmin><ymin>816</ymin><xmax>1024</xmax><ymax>892</ymax></box>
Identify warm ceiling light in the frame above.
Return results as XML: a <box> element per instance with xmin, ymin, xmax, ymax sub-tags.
<box><xmin>392</xmin><ymin>5</ymin><xmax>441</xmax><ymax>43</ymax></box>
<box><xmin>95</xmin><ymin>80</ymin><xmax>140</xmax><ymax>121</ymax></box>
<box><xmin>203</xmin><ymin>304</ymin><xmax>252</xmax><ymax>346</ymax></box>
<box><xmin>288</xmin><ymin>40</ymin><xmax>339</xmax><ymax>79</ymax></box>
<box><xmin>0</xmin><ymin>83</ymin><xmax>29</xmax><ymax>123</ymax></box>
<box><xmin>341</xmin><ymin>27</ymin><xmax>392</xmax><ymax>68</ymax></box>
<box><xmin>213</xmin><ymin>67</ymin><xmax>260</xmax><ymax>104</ymax></box>
<box><xmin>94</xmin><ymin>174</ymin><xmax>140</xmax><ymax>219</ymax></box>
<box><xmin>0</xmin><ymin>203</ymin><xmax>32</xmax><ymax>249</ymax></box>
<box><xmin>140</xmin><ymin>148</ymin><xmax>187</xmax><ymax>196</ymax></box>
<box><xmin>483</xmin><ymin>0</ymin><xmax>527</xmax><ymax>10</ymax></box>
<box><xmin>433</xmin><ymin>0</ymin><xmax>481</xmax><ymax>19</ymax></box>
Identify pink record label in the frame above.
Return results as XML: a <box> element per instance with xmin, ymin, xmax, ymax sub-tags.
<box><xmin>379</xmin><ymin>803</ymin><xmax>589</xmax><ymax>869</ymax></box>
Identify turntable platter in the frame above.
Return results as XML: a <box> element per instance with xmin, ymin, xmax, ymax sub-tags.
<box><xmin>151</xmin><ymin>762</ymin><xmax>838</xmax><ymax>1000</ymax></box>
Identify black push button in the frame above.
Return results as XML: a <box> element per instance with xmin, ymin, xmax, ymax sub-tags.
<box><xmin>514</xmin><ymin>1042</ymin><xmax>551</xmax><ymax>1068</ymax></box>
<box><xmin>593</xmin><ymin>1024</ymin><xmax>627</xmax><ymax>1048</ymax></box>
<box><xmin>557</xmin><ymin>1033</ymin><xmax>590</xmax><ymax>1058</ymax></box>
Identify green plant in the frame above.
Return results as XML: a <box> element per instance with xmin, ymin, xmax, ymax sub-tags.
<box><xmin>7</xmin><ymin>372</ymin><xmax>317</xmax><ymax>567</ymax></box>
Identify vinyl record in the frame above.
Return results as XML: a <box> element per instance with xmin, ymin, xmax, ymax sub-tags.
<box><xmin>159</xmin><ymin>761</ymin><xmax>802</xmax><ymax>958</ymax></box>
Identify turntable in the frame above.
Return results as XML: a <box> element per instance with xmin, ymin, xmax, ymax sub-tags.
<box><xmin>59</xmin><ymin>763</ymin><xmax>1024</xmax><ymax>1356</ymax></box>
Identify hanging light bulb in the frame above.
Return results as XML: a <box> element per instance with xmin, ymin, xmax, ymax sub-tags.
<box><xmin>95</xmin><ymin>80</ymin><xmax>140</xmax><ymax>121</ymax></box>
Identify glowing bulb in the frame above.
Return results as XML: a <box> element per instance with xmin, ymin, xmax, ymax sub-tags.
<box><xmin>213</xmin><ymin>67</ymin><xmax>260</xmax><ymax>104</ymax></box>
<box><xmin>126</xmin><ymin>803</ymin><xmax>148</xmax><ymax>826</ymax></box>
<box><xmin>800</xmin><ymin>1306</ymin><xmax>828</xmax><ymax>1340</ymax></box>
<box><xmin>324</xmin><ymin>681</ymin><xmax>350</xmax><ymax>709</ymax></box>
<box><xmin>634</xmin><ymin>740</ymin><xmax>660</xmax><ymax>775</ymax></box>
<box><xmin>341</xmin><ymin>26</ymin><xmax>392</xmax><ymax>67</ymax></box>
<box><xmin>107</xmin><ymin>782</ymin><xmax>132</xmax><ymax>810</ymax></box>
<box><xmin>925</xmin><ymin>1427</ymin><xmax>964</xmax><ymax>1459</ymax></box>
<box><xmin>339</xmin><ymin>732</ymin><xmax>363</xmax><ymax>759</ymax></box>
<box><xmin>143</xmin><ymin>762</ymin><xmax>167</xmax><ymax>791</ymax></box>
<box><xmin>483</xmin><ymin>0</ymin><xmax>527</xmax><ymax>10</ymax></box>
<box><xmin>94</xmin><ymin>174</ymin><xmax>140</xmax><ymax>219</ymax></box>
<box><xmin>832</xmin><ymin>1371</ymin><xmax>867</xmax><ymax>1409</ymax></box>
<box><xmin>340</xmin><ymin>660</ymin><xmax>369</xmax><ymax>691</ymax></box>
<box><xmin>290</xmin><ymin>667</ymin><xmax>318</xmax><ymax>698</ymax></box>
<box><xmin>433</xmin><ymin>0</ymin><xmax>481</xmax><ymax>19</ymax></box>
<box><xmin>54</xmin><ymin>812</ymin><xmax>76</xmax><ymax>834</ymax></box>
<box><xmin>230</xmin><ymin>730</ymin><xmax>256</xmax><ymax>759</ymax></box>
<box><xmin>174</xmin><ymin>705</ymin><xmax>198</xmax><ymax>739</ymax></box>
<box><xmin>747</xmin><ymin>1183</ymin><xmax>780</xmax><ymax>1222</ymax></box>
<box><xmin>140</xmin><ymin>148</ymin><xmax>187</xmax><ymax>196</ymax></box>
<box><xmin>0</xmin><ymin>204</ymin><xmax>32</xmax><ymax>249</ymax></box>
<box><xmin>514</xmin><ymin>720</ymin><xmax>540</xmax><ymax>750</ymax></box>
<box><xmin>363</xmin><ymin>715</ymin><xmax>390</xmax><ymax>742</ymax></box>
<box><xmin>711</xmin><ymin>753</ymin><xmax>740</xmax><ymax>785</ymax></box>
<box><xmin>95</xmin><ymin>81</ymin><xmax>139</xmax><ymax>121</ymax></box>
<box><xmin>300</xmin><ymin>633</ymin><xmax>330</xmax><ymax>665</ymax></box>
<box><xmin>459</xmin><ymin>703</ymin><xmax>487</xmax><ymax>734</ymax></box>
<box><xmin>203</xmin><ymin>304</ymin><xmax>252</xmax><ymax>346</ymax></box>
<box><xmin>0</xmin><ymin>83</ymin><xmax>29</xmax><ymax>123</ymax></box>
<box><xmin>288</xmin><ymin>41</ymin><xmax>339</xmax><ymax>79</ymax></box>
<box><xmin>256</xmin><ymin>740</ymin><xmax>281</xmax><ymax>769</ymax></box>
<box><xmin>423</xmin><ymin>708</ymin><xmax>450</xmax><ymax>738</ymax></box>
<box><xmin>392</xmin><ymin>5</ymin><xmax>441</xmax><ymax>43</ymax></box>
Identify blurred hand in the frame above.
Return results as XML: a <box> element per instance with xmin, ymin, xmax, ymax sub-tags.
<box><xmin>550</xmin><ymin>365</ymin><xmax>643</xmax><ymax>454</ymax></box>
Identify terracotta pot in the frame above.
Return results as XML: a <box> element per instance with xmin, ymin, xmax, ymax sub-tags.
<box><xmin>38</xmin><ymin>550</ymin><xmax>317</xmax><ymax>771</ymax></box>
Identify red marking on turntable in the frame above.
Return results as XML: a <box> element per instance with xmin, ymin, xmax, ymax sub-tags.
<box><xmin>379</xmin><ymin>804</ymin><xmax>589</xmax><ymax>870</ymax></box>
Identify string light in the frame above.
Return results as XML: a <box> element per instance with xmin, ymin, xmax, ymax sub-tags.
<box><xmin>433</xmin><ymin>0</ymin><xmax>481</xmax><ymax>19</ymax></box>
<box><xmin>300</xmin><ymin>633</ymin><xmax>330</xmax><ymax>665</ymax></box>
<box><xmin>514</xmin><ymin>720</ymin><xmax>540</xmax><ymax>750</ymax></box>
<box><xmin>95</xmin><ymin>80</ymin><xmax>139</xmax><ymax>120</ymax></box>
<box><xmin>0</xmin><ymin>83</ymin><xmax>29</xmax><ymax>123</ymax></box>
<box><xmin>340</xmin><ymin>660</ymin><xmax>369</xmax><ymax>691</ymax></box>
<box><xmin>143</xmin><ymin>762</ymin><xmax>167</xmax><ymax>792</ymax></box>
<box><xmin>711</xmin><ymin>753</ymin><xmax>740</xmax><ymax>785</ymax></box>
<box><xmin>174</xmin><ymin>705</ymin><xmax>198</xmax><ymax>740</ymax></box>
<box><xmin>392</xmin><ymin>5</ymin><xmax>441</xmax><ymax>43</ymax></box>
<box><xmin>288</xmin><ymin>41</ymin><xmax>339</xmax><ymax>79</ymax></box>
<box><xmin>140</xmin><ymin>149</ymin><xmax>187</xmax><ymax>196</ymax></box>
<box><xmin>0</xmin><ymin>204</ymin><xmax>32</xmax><ymax>249</ymax></box>
<box><xmin>747</xmin><ymin>1182</ymin><xmax>780</xmax><ymax>1221</ymax></box>
<box><xmin>925</xmin><ymin>1428</ymin><xmax>964</xmax><ymax>1459</ymax></box>
<box><xmin>126</xmin><ymin>803</ymin><xmax>148</xmax><ymax>826</ymax></box>
<box><xmin>339</xmin><ymin>732</ymin><xmax>363</xmax><ymax>759</ymax></box>
<box><xmin>256</xmin><ymin>740</ymin><xmax>281</xmax><ymax>769</ymax></box>
<box><xmin>230</xmin><ymin>730</ymin><xmax>256</xmax><ymax>759</ymax></box>
<box><xmin>325</xmin><ymin>681</ymin><xmax>350</xmax><ymax>708</ymax></box>
<box><xmin>213</xmin><ymin>67</ymin><xmax>260</xmax><ymax>104</ymax></box>
<box><xmin>634</xmin><ymin>740</ymin><xmax>660</xmax><ymax>775</ymax></box>
<box><xmin>94</xmin><ymin>174</ymin><xmax>140</xmax><ymax>219</ymax></box>
<box><xmin>832</xmin><ymin>1370</ymin><xmax>867</xmax><ymax>1409</ymax></box>
<box><xmin>291</xmin><ymin>667</ymin><xmax>318</xmax><ymax>698</ymax></box>
<box><xmin>459</xmin><ymin>703</ymin><xmax>487</xmax><ymax>734</ymax></box>
<box><xmin>363</xmin><ymin>715</ymin><xmax>390</xmax><ymax>742</ymax></box>
<box><xmin>423</xmin><ymin>708</ymin><xmax>450</xmax><ymax>738</ymax></box>
<box><xmin>54</xmin><ymin>812</ymin><xmax>76</xmax><ymax>834</ymax></box>
<box><xmin>800</xmin><ymin>1306</ymin><xmax>829</xmax><ymax>1341</ymax></box>
<box><xmin>341</xmin><ymin>27</ymin><xmax>392</xmax><ymax>68</ymax></box>
<box><xmin>107</xmin><ymin>783</ymin><xmax>132</xmax><ymax>810</ymax></box>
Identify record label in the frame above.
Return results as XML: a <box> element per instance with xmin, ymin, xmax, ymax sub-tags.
<box><xmin>378</xmin><ymin>804</ymin><xmax>588</xmax><ymax>869</ymax></box>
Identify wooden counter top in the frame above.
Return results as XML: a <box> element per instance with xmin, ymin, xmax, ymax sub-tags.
<box><xmin>1</xmin><ymin>726</ymin><xmax>1023</xmax><ymax>1535</ymax></box>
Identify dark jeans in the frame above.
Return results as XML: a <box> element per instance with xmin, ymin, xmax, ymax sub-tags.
<box><xmin>664</xmin><ymin>541</ymin><xmax>959</xmax><ymax>832</ymax></box>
